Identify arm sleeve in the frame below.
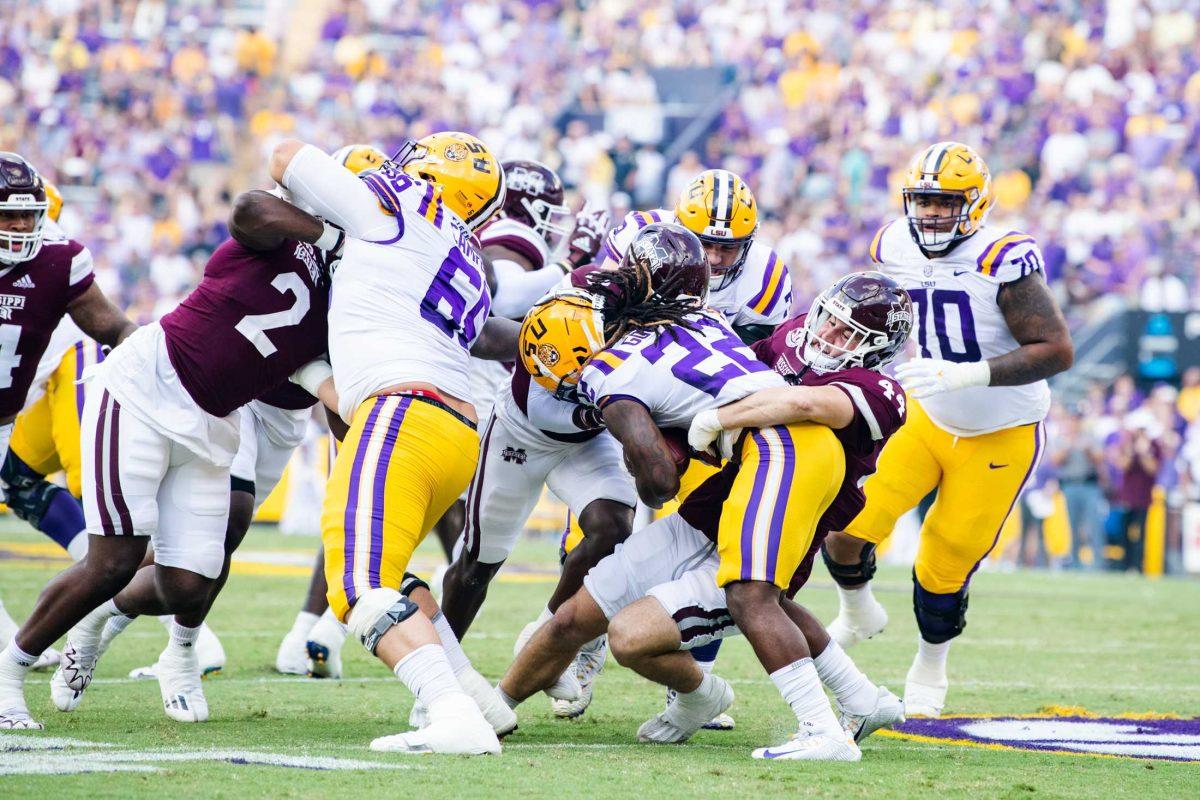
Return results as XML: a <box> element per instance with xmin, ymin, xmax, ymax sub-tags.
<box><xmin>64</xmin><ymin>245</ymin><xmax>96</xmax><ymax>302</ymax></box>
<box><xmin>281</xmin><ymin>144</ymin><xmax>395</xmax><ymax>242</ymax></box>
<box><xmin>489</xmin><ymin>259</ymin><xmax>564</xmax><ymax>319</ymax></box>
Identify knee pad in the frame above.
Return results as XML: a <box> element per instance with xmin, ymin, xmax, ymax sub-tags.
<box><xmin>399</xmin><ymin>572</ymin><xmax>430</xmax><ymax>598</ymax></box>
<box><xmin>346</xmin><ymin>588</ymin><xmax>420</xmax><ymax>655</ymax></box>
<box><xmin>821</xmin><ymin>541</ymin><xmax>877</xmax><ymax>588</ymax></box>
<box><xmin>1</xmin><ymin>454</ymin><xmax>64</xmax><ymax>528</ymax></box>
<box><xmin>912</xmin><ymin>572</ymin><xmax>969</xmax><ymax>644</ymax></box>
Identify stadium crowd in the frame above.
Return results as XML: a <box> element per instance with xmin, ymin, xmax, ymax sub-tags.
<box><xmin>1</xmin><ymin>0</ymin><xmax>1197</xmax><ymax>572</ymax></box>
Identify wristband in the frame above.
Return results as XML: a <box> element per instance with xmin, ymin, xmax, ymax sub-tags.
<box><xmin>314</xmin><ymin>220</ymin><xmax>344</xmax><ymax>253</ymax></box>
<box><xmin>290</xmin><ymin>360</ymin><xmax>333</xmax><ymax>396</ymax></box>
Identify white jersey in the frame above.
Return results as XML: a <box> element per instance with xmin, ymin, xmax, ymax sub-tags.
<box><xmin>282</xmin><ymin>145</ymin><xmax>491</xmax><ymax>421</ymax></box>
<box><xmin>479</xmin><ymin>216</ymin><xmax>551</xmax><ymax>270</ymax></box>
<box><xmin>602</xmin><ymin>209</ymin><xmax>792</xmax><ymax>329</ymax></box>
<box><xmin>578</xmin><ymin>310</ymin><xmax>784</xmax><ymax>429</ymax></box>
<box><xmin>871</xmin><ymin>219</ymin><xmax>1051</xmax><ymax>436</ymax></box>
<box><xmin>24</xmin><ymin>315</ymin><xmax>87</xmax><ymax>411</ymax></box>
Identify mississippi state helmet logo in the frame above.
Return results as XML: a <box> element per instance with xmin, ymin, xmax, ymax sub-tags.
<box><xmin>507</xmin><ymin>165</ymin><xmax>547</xmax><ymax>196</ymax></box>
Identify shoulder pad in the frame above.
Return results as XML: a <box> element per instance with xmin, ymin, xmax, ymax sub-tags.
<box><xmin>974</xmin><ymin>231</ymin><xmax>1042</xmax><ymax>282</ymax></box>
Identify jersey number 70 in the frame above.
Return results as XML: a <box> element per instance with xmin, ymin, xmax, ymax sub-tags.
<box><xmin>907</xmin><ymin>288</ymin><xmax>981</xmax><ymax>363</ymax></box>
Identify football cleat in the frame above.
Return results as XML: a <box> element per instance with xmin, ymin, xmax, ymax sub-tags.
<box><xmin>637</xmin><ymin>676</ymin><xmax>733</xmax><ymax>744</ymax></box>
<box><xmin>275</xmin><ymin>630</ymin><xmax>311</xmax><ymax>676</ymax></box>
<box><xmin>30</xmin><ymin>646</ymin><xmax>60</xmax><ymax>672</ymax></box>
<box><xmin>370</xmin><ymin>693</ymin><xmax>500</xmax><ymax>755</ymax></box>
<box><xmin>129</xmin><ymin>623</ymin><xmax>226</xmax><ymax>680</ymax></box>
<box><xmin>306</xmin><ymin>611</ymin><xmax>346</xmax><ymax>679</ymax></box>
<box><xmin>827</xmin><ymin>597</ymin><xmax>888</xmax><ymax>650</ymax></box>
<box><xmin>551</xmin><ymin>635</ymin><xmax>606</xmax><ymax>719</ymax></box>
<box><xmin>752</xmin><ymin>726</ymin><xmax>862</xmax><ymax>761</ymax></box>
<box><xmin>904</xmin><ymin>667</ymin><xmax>948</xmax><ymax>718</ymax></box>
<box><xmin>664</xmin><ymin>688</ymin><xmax>736</xmax><ymax>730</ymax></box>
<box><xmin>51</xmin><ymin>639</ymin><xmax>96</xmax><ymax>711</ymax></box>
<box><xmin>156</xmin><ymin>644</ymin><xmax>209</xmax><ymax>723</ymax></box>
<box><xmin>456</xmin><ymin>666</ymin><xmax>518</xmax><ymax>736</ymax></box>
<box><xmin>838</xmin><ymin>685</ymin><xmax>905</xmax><ymax>743</ymax></box>
<box><xmin>0</xmin><ymin>705</ymin><xmax>42</xmax><ymax>730</ymax></box>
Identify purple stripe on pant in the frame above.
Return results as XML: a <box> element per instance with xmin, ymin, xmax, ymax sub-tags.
<box><xmin>762</xmin><ymin>427</ymin><xmax>796</xmax><ymax>585</ymax></box>
<box><xmin>739</xmin><ymin>431</ymin><xmax>772</xmax><ymax>581</ymax></box>
<box><xmin>93</xmin><ymin>389</ymin><xmax>114</xmax><ymax>535</ymax></box>
<box><xmin>106</xmin><ymin>394</ymin><xmax>133</xmax><ymax>534</ymax></box>
<box><xmin>366</xmin><ymin>398</ymin><xmax>412</xmax><ymax>589</ymax></box>
<box><xmin>343</xmin><ymin>398</ymin><xmax>387</xmax><ymax>606</ymax></box>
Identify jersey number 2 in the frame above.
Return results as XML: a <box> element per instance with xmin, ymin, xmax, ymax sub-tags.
<box><xmin>234</xmin><ymin>273</ymin><xmax>310</xmax><ymax>357</ymax></box>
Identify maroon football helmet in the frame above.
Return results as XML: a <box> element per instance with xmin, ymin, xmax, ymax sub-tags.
<box><xmin>501</xmin><ymin>159</ymin><xmax>573</xmax><ymax>254</ymax></box>
<box><xmin>619</xmin><ymin>222</ymin><xmax>710</xmax><ymax>306</ymax></box>
<box><xmin>800</xmin><ymin>271</ymin><xmax>912</xmax><ymax>372</ymax></box>
<box><xmin>0</xmin><ymin>152</ymin><xmax>49</xmax><ymax>265</ymax></box>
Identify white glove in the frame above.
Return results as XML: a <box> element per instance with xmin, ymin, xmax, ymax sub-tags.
<box><xmin>894</xmin><ymin>358</ymin><xmax>990</xmax><ymax>399</ymax></box>
<box><xmin>290</xmin><ymin>359</ymin><xmax>333</xmax><ymax>396</ymax></box>
<box><xmin>688</xmin><ymin>409</ymin><xmax>740</xmax><ymax>461</ymax></box>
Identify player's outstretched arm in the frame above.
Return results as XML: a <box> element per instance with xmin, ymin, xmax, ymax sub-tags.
<box><xmin>229</xmin><ymin>190</ymin><xmax>329</xmax><ymax>252</ymax></box>
<box><xmin>991</xmin><ymin>270</ymin><xmax>1074</xmax><ymax>386</ymax></box>
<box><xmin>470</xmin><ymin>316</ymin><xmax>522</xmax><ymax>361</ymax></box>
<box><xmin>67</xmin><ymin>283</ymin><xmax>136</xmax><ymax>347</ymax></box>
<box><xmin>601</xmin><ymin>399</ymin><xmax>680</xmax><ymax>508</ymax></box>
<box><xmin>688</xmin><ymin>386</ymin><xmax>853</xmax><ymax>454</ymax></box>
<box><xmin>268</xmin><ymin>140</ymin><xmax>392</xmax><ymax>241</ymax></box>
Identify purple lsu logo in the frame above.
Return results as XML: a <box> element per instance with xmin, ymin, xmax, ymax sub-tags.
<box><xmin>891</xmin><ymin>715</ymin><xmax>1200</xmax><ymax>762</ymax></box>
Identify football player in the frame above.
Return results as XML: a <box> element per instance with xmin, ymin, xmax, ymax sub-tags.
<box><xmin>0</xmin><ymin>154</ymin><xmax>139</xmax><ymax>730</ymax></box>
<box><xmin>499</xmin><ymin>273</ymin><xmax>912</xmax><ymax>761</ymax></box>
<box><xmin>822</xmin><ymin>142</ymin><xmax>1074</xmax><ymax>717</ymax></box>
<box><xmin>438</xmin><ymin>224</ymin><xmax>709</xmax><ymax>706</ymax></box>
<box><xmin>269</xmin><ymin>133</ymin><xmax>522</xmax><ymax>755</ymax></box>
<box><xmin>555</xmin><ymin>169</ymin><xmax>791</xmax><ymax>722</ymax></box>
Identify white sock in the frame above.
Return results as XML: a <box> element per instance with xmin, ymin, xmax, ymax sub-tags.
<box><xmin>393</xmin><ymin>643</ymin><xmax>461</xmax><ymax>707</ymax></box>
<box><xmin>289</xmin><ymin>610</ymin><xmax>320</xmax><ymax>639</ymax></box>
<box><xmin>0</xmin><ymin>641</ymin><xmax>40</xmax><ymax>674</ymax></box>
<box><xmin>497</xmin><ymin>685</ymin><xmax>520</xmax><ymax>710</ymax></box>
<box><xmin>912</xmin><ymin>637</ymin><xmax>950</xmax><ymax>679</ymax></box>
<box><xmin>813</xmin><ymin>641</ymin><xmax>877</xmax><ymax>715</ymax></box>
<box><xmin>430</xmin><ymin>611</ymin><xmax>471</xmax><ymax>676</ymax></box>
<box><xmin>694</xmin><ymin>658</ymin><xmax>716</xmax><ymax>674</ymax></box>
<box><xmin>169</xmin><ymin>621</ymin><xmax>202</xmax><ymax>649</ymax></box>
<box><xmin>770</xmin><ymin>657</ymin><xmax>843</xmax><ymax>736</ymax></box>
<box><xmin>837</xmin><ymin>583</ymin><xmax>877</xmax><ymax>614</ymax></box>
<box><xmin>537</xmin><ymin>606</ymin><xmax>553</xmax><ymax>625</ymax></box>
<box><xmin>66</xmin><ymin>532</ymin><xmax>90</xmax><ymax>562</ymax></box>
<box><xmin>72</xmin><ymin>599</ymin><xmax>121</xmax><ymax>653</ymax></box>
<box><xmin>0</xmin><ymin>599</ymin><xmax>17</xmax><ymax>643</ymax></box>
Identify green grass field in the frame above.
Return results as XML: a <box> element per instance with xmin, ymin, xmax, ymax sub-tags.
<box><xmin>2</xmin><ymin>520</ymin><xmax>1197</xmax><ymax>798</ymax></box>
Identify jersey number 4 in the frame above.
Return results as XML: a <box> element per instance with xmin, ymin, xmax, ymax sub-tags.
<box><xmin>235</xmin><ymin>273</ymin><xmax>310</xmax><ymax>358</ymax></box>
<box><xmin>0</xmin><ymin>324</ymin><xmax>21</xmax><ymax>389</ymax></box>
<box><xmin>907</xmin><ymin>288</ymin><xmax>981</xmax><ymax>363</ymax></box>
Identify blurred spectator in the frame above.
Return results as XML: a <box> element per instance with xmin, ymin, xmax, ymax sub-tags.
<box><xmin>1047</xmin><ymin>410</ymin><xmax>1106</xmax><ymax>569</ymax></box>
<box><xmin>1107</xmin><ymin>411</ymin><xmax>1163</xmax><ymax>573</ymax></box>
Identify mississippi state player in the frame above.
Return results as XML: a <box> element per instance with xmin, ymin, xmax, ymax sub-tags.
<box><xmin>271</xmin><ymin>133</ymin><xmax>525</xmax><ymax>755</ymax></box>
<box><xmin>822</xmin><ymin>143</ymin><xmax>1073</xmax><ymax>718</ymax></box>
<box><xmin>0</xmin><ymin>154</ymin><xmax>136</xmax><ymax>719</ymax></box>
<box><xmin>0</xmin><ymin>183</ymin><xmax>338</xmax><ymax>730</ymax></box>
<box><xmin>500</xmin><ymin>273</ymin><xmax>912</xmax><ymax>761</ymax></box>
<box><xmin>439</xmin><ymin>224</ymin><xmax>710</xmax><ymax>658</ymax></box>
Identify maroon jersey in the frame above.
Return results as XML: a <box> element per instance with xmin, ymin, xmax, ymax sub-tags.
<box><xmin>678</xmin><ymin>314</ymin><xmax>906</xmax><ymax>595</ymax></box>
<box><xmin>160</xmin><ymin>238</ymin><xmax>329</xmax><ymax>418</ymax></box>
<box><xmin>0</xmin><ymin>235</ymin><xmax>94</xmax><ymax>417</ymax></box>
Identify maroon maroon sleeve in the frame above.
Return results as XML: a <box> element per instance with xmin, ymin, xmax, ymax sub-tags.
<box><xmin>824</xmin><ymin>369</ymin><xmax>906</xmax><ymax>452</ymax></box>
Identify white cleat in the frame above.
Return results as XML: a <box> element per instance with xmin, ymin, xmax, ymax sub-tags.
<box><xmin>904</xmin><ymin>668</ymin><xmax>948</xmax><ymax>718</ymax></box>
<box><xmin>50</xmin><ymin>640</ymin><xmax>97</xmax><ymax>712</ymax></box>
<box><xmin>156</xmin><ymin>644</ymin><xmax>209</xmax><ymax>723</ymax></box>
<box><xmin>275</xmin><ymin>629</ymin><xmax>311</xmax><ymax>676</ymax></box>
<box><xmin>456</xmin><ymin>666</ymin><xmax>518</xmax><ymax>736</ymax></box>
<box><xmin>131</xmin><ymin>622</ymin><xmax>225</xmax><ymax>680</ymax></box>
<box><xmin>838</xmin><ymin>686</ymin><xmax>905</xmax><ymax>742</ymax></box>
<box><xmin>546</xmin><ymin>665</ymin><xmax>581</xmax><ymax>702</ymax></box>
<box><xmin>552</xmin><ymin>636</ymin><xmax>606</xmax><ymax>719</ymax></box>
<box><xmin>370</xmin><ymin>693</ymin><xmax>500</xmax><ymax>755</ymax></box>
<box><xmin>752</xmin><ymin>726</ymin><xmax>862</xmax><ymax>761</ymax></box>
<box><xmin>637</xmin><ymin>676</ymin><xmax>734</xmax><ymax>744</ymax></box>
<box><xmin>306</xmin><ymin>612</ymin><xmax>346</xmax><ymax>679</ymax></box>
<box><xmin>30</xmin><ymin>647</ymin><xmax>60</xmax><ymax>671</ymax></box>
<box><xmin>0</xmin><ymin>705</ymin><xmax>42</xmax><ymax>730</ymax></box>
<box><xmin>665</xmin><ymin>687</ymin><xmax>736</xmax><ymax>730</ymax></box>
<box><xmin>408</xmin><ymin>697</ymin><xmax>429</xmax><ymax>730</ymax></box>
<box><xmin>827</xmin><ymin>599</ymin><xmax>888</xmax><ymax>650</ymax></box>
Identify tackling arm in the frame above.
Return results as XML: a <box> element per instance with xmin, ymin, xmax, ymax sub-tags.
<box><xmin>67</xmin><ymin>284</ymin><xmax>136</xmax><ymax>348</ymax></box>
<box><xmin>991</xmin><ymin>270</ymin><xmax>1074</xmax><ymax>385</ymax></box>
<box><xmin>470</xmin><ymin>317</ymin><xmax>521</xmax><ymax>362</ymax></box>
<box><xmin>688</xmin><ymin>385</ymin><xmax>853</xmax><ymax>456</ymax></box>
<box><xmin>600</xmin><ymin>399</ymin><xmax>679</xmax><ymax>508</ymax></box>
<box><xmin>229</xmin><ymin>190</ymin><xmax>328</xmax><ymax>252</ymax></box>
<box><xmin>268</xmin><ymin>140</ymin><xmax>394</xmax><ymax>241</ymax></box>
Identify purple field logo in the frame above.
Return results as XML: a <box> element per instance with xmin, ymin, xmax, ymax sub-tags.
<box><xmin>887</xmin><ymin>715</ymin><xmax>1200</xmax><ymax>762</ymax></box>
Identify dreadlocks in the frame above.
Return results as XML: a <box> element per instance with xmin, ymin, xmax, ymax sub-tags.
<box><xmin>585</xmin><ymin>266</ymin><xmax>701</xmax><ymax>347</ymax></box>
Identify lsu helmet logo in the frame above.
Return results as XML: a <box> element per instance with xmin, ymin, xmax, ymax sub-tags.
<box><xmin>444</xmin><ymin>142</ymin><xmax>469</xmax><ymax>162</ymax></box>
<box><xmin>537</xmin><ymin>343</ymin><xmax>560</xmax><ymax>366</ymax></box>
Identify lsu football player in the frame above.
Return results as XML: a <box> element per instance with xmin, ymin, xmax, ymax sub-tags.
<box><xmin>822</xmin><ymin>142</ymin><xmax>1074</xmax><ymax>717</ymax></box>
<box><xmin>270</xmin><ymin>133</ymin><xmax>521</xmax><ymax>755</ymax></box>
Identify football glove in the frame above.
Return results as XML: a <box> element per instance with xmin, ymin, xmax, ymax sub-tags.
<box><xmin>894</xmin><ymin>358</ymin><xmax>990</xmax><ymax>399</ymax></box>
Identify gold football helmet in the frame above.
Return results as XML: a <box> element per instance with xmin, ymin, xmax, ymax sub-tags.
<box><xmin>393</xmin><ymin>132</ymin><xmax>505</xmax><ymax>231</ymax></box>
<box><xmin>42</xmin><ymin>179</ymin><xmax>63</xmax><ymax>223</ymax></box>
<box><xmin>519</xmin><ymin>289</ymin><xmax>607</xmax><ymax>401</ymax></box>
<box><xmin>331</xmin><ymin>144</ymin><xmax>388</xmax><ymax>176</ymax></box>
<box><xmin>902</xmin><ymin>141</ymin><xmax>992</xmax><ymax>252</ymax></box>
<box><xmin>673</xmin><ymin>169</ymin><xmax>758</xmax><ymax>290</ymax></box>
